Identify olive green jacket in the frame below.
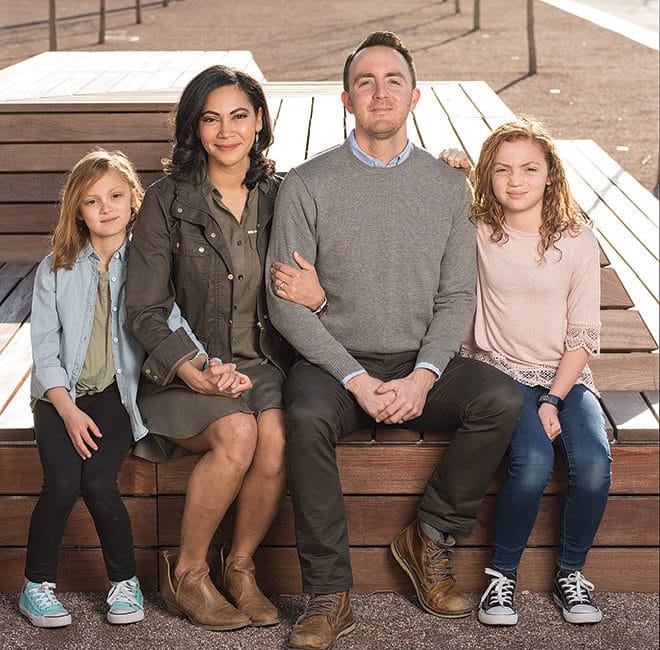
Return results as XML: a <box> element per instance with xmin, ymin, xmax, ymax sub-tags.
<box><xmin>126</xmin><ymin>174</ymin><xmax>292</xmax><ymax>385</ymax></box>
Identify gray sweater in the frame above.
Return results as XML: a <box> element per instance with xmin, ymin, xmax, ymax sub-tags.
<box><xmin>266</xmin><ymin>140</ymin><xmax>476</xmax><ymax>382</ymax></box>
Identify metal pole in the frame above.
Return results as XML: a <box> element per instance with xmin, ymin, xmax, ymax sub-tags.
<box><xmin>99</xmin><ymin>0</ymin><xmax>106</xmax><ymax>44</ymax></box>
<box><xmin>527</xmin><ymin>0</ymin><xmax>537</xmax><ymax>75</ymax></box>
<box><xmin>136</xmin><ymin>0</ymin><xmax>142</xmax><ymax>23</ymax></box>
<box><xmin>473</xmin><ymin>0</ymin><xmax>480</xmax><ymax>30</ymax></box>
<box><xmin>49</xmin><ymin>0</ymin><xmax>57</xmax><ymax>50</ymax></box>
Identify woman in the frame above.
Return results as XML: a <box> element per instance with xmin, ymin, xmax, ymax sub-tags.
<box><xmin>126</xmin><ymin>66</ymin><xmax>325</xmax><ymax>631</ymax></box>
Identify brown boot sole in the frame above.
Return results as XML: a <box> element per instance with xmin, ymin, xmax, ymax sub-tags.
<box><xmin>286</xmin><ymin>619</ymin><xmax>356</xmax><ymax>650</ymax></box>
<box><xmin>250</xmin><ymin>616</ymin><xmax>281</xmax><ymax>627</ymax></box>
<box><xmin>163</xmin><ymin>596</ymin><xmax>250</xmax><ymax>631</ymax></box>
<box><xmin>390</xmin><ymin>539</ymin><xmax>472</xmax><ymax>619</ymax></box>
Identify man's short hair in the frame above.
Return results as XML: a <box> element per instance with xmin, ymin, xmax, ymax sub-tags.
<box><xmin>342</xmin><ymin>31</ymin><xmax>417</xmax><ymax>91</ymax></box>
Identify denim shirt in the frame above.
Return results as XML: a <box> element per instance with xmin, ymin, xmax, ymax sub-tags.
<box><xmin>30</xmin><ymin>239</ymin><xmax>202</xmax><ymax>441</ymax></box>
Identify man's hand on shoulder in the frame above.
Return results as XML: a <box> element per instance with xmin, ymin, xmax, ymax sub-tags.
<box><xmin>374</xmin><ymin>368</ymin><xmax>435</xmax><ymax>424</ymax></box>
<box><xmin>346</xmin><ymin>372</ymin><xmax>396</xmax><ymax>420</ymax></box>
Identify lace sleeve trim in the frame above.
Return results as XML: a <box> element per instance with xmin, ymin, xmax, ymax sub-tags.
<box><xmin>565</xmin><ymin>323</ymin><xmax>600</xmax><ymax>356</ymax></box>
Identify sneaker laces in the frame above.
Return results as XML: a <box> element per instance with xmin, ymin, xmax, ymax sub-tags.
<box><xmin>107</xmin><ymin>579</ymin><xmax>141</xmax><ymax>609</ymax></box>
<box><xmin>28</xmin><ymin>582</ymin><xmax>62</xmax><ymax>612</ymax></box>
<box><xmin>301</xmin><ymin>594</ymin><xmax>340</xmax><ymax>620</ymax></box>
<box><xmin>480</xmin><ymin>568</ymin><xmax>515</xmax><ymax>608</ymax></box>
<box><xmin>558</xmin><ymin>571</ymin><xmax>596</xmax><ymax>606</ymax></box>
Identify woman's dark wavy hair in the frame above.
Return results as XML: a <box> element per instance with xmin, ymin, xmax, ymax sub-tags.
<box><xmin>164</xmin><ymin>65</ymin><xmax>275</xmax><ymax>188</ymax></box>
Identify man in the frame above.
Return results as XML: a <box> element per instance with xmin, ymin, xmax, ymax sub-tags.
<box><xmin>267</xmin><ymin>31</ymin><xmax>522</xmax><ymax>650</ymax></box>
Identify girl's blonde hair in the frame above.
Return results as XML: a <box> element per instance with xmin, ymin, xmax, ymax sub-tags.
<box><xmin>51</xmin><ymin>149</ymin><xmax>143</xmax><ymax>271</ymax></box>
<box><xmin>472</xmin><ymin>116</ymin><xmax>587</xmax><ymax>261</ymax></box>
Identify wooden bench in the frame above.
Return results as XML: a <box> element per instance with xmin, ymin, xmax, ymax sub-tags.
<box><xmin>0</xmin><ymin>79</ymin><xmax>658</xmax><ymax>594</ymax></box>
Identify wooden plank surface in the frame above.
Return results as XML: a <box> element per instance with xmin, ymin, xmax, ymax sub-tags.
<box><xmin>599</xmin><ymin>310</ymin><xmax>657</xmax><ymax>352</ymax></box>
<box><xmin>1</xmin><ymin>496</ymin><xmax>157</xmax><ymax>546</ymax></box>
<box><xmin>0</xmin><ymin>448</ymin><xmax>157</xmax><ymax>495</ymax></box>
<box><xmin>153</xmin><ymin>444</ymin><xmax>659</xmax><ymax>496</ymax></box>
<box><xmin>591</xmin><ymin>353</ymin><xmax>659</xmax><ymax>391</ymax></box>
<box><xmin>0</xmin><ymin>51</ymin><xmax>265</xmax><ymax>103</ymax></box>
<box><xmin>0</xmin><ymin>549</ymin><xmax>158</xmax><ymax>592</ymax></box>
<box><xmin>250</xmin><ymin>547</ymin><xmax>659</xmax><ymax>594</ymax></box>
<box><xmin>642</xmin><ymin>390</ymin><xmax>659</xmax><ymax>419</ymax></box>
<box><xmin>600</xmin><ymin>390</ymin><xmax>660</xmax><ymax>442</ymax></box>
<box><xmin>156</xmin><ymin>494</ymin><xmax>658</xmax><ymax>548</ymax></box>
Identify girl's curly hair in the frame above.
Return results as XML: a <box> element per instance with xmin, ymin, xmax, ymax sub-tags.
<box><xmin>472</xmin><ymin>115</ymin><xmax>588</xmax><ymax>262</ymax></box>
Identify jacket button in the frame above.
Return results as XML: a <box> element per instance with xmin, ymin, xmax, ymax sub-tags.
<box><xmin>177</xmin><ymin>207</ymin><xmax>183</xmax><ymax>213</ymax></box>
<box><xmin>198</xmin><ymin>246</ymin><xmax>205</xmax><ymax>253</ymax></box>
<box><xmin>145</xmin><ymin>369</ymin><xmax>151</xmax><ymax>374</ymax></box>
<box><xmin>227</xmin><ymin>274</ymin><xmax>234</xmax><ymax>280</ymax></box>
<box><xmin>210</xmin><ymin>232</ymin><xmax>217</xmax><ymax>238</ymax></box>
<box><xmin>176</xmin><ymin>242</ymin><xmax>180</xmax><ymax>248</ymax></box>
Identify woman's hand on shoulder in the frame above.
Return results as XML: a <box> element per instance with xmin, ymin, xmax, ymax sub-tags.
<box><xmin>177</xmin><ymin>359</ymin><xmax>252</xmax><ymax>398</ymax></box>
<box><xmin>439</xmin><ymin>148</ymin><xmax>472</xmax><ymax>174</ymax></box>
<box><xmin>270</xmin><ymin>251</ymin><xmax>326</xmax><ymax>312</ymax></box>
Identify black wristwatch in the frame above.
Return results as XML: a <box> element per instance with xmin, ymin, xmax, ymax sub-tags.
<box><xmin>537</xmin><ymin>393</ymin><xmax>564</xmax><ymax>411</ymax></box>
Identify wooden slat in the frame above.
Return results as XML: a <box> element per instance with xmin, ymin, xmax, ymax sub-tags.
<box><xmin>0</xmin><ymin>205</ymin><xmax>58</xmax><ymax>234</ymax></box>
<box><xmin>0</xmin><ymin>112</ymin><xmax>171</xmax><ymax>143</ymax></box>
<box><xmin>590</xmin><ymin>353</ymin><xmax>659</xmax><ymax>391</ymax></box>
<box><xmin>269</xmin><ymin>96</ymin><xmax>312</xmax><ymax>174</ymax></box>
<box><xmin>0</xmin><ymin>324</ymin><xmax>31</xmax><ymax>415</ymax></box>
<box><xmin>0</xmin><ymin>235</ymin><xmax>50</xmax><ymax>262</ymax></box>
<box><xmin>0</xmin><ymin>268</ymin><xmax>34</xmax><ymax>352</ymax></box>
<box><xmin>0</xmin><ymin>496</ymin><xmax>157</xmax><ymax>546</ymax></box>
<box><xmin>0</xmin><ymin>448</ymin><xmax>157</xmax><ymax>495</ymax></box>
<box><xmin>0</xmin><ymin>549</ymin><xmax>158</xmax><ymax>592</ymax></box>
<box><xmin>250</xmin><ymin>547</ymin><xmax>659</xmax><ymax>594</ymax></box>
<box><xmin>600</xmin><ymin>390</ymin><xmax>660</xmax><ymax>442</ymax></box>
<box><xmin>642</xmin><ymin>390</ymin><xmax>659</xmax><ymax>419</ymax></box>
<box><xmin>0</xmin><ymin>142</ymin><xmax>170</xmax><ymax>172</ymax></box>
<box><xmin>573</xmin><ymin>139</ymin><xmax>659</xmax><ymax>228</ymax></box>
<box><xmin>0</xmin><ymin>262</ymin><xmax>35</xmax><ymax>303</ymax></box>
<box><xmin>600</xmin><ymin>266</ymin><xmax>634</xmax><ymax>308</ymax></box>
<box><xmin>154</xmin><ymin>444</ymin><xmax>658</xmax><ymax>496</ymax></box>
<box><xmin>412</xmin><ymin>86</ymin><xmax>463</xmax><ymax>154</ymax></box>
<box><xmin>2</xmin><ymin>172</ymin><xmax>161</xmax><ymax>203</ymax></box>
<box><xmin>306</xmin><ymin>95</ymin><xmax>345</xmax><ymax>159</ymax></box>
<box><xmin>0</xmin><ymin>376</ymin><xmax>32</xmax><ymax>434</ymax></box>
<box><xmin>599</xmin><ymin>310</ymin><xmax>657</xmax><ymax>352</ymax></box>
<box><xmin>157</xmin><ymin>494</ymin><xmax>658</xmax><ymax>548</ymax></box>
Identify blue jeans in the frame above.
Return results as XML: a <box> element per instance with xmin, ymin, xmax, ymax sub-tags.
<box><xmin>492</xmin><ymin>382</ymin><xmax>611</xmax><ymax>572</ymax></box>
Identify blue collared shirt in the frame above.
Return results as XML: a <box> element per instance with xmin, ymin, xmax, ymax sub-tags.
<box><xmin>343</xmin><ymin>132</ymin><xmax>442</xmax><ymax>386</ymax></box>
<box><xmin>30</xmin><ymin>239</ymin><xmax>201</xmax><ymax>441</ymax></box>
<box><xmin>347</xmin><ymin>129</ymin><xmax>412</xmax><ymax>168</ymax></box>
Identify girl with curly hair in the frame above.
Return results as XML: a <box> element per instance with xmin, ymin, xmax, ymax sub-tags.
<box><xmin>443</xmin><ymin>116</ymin><xmax>611</xmax><ymax>626</ymax></box>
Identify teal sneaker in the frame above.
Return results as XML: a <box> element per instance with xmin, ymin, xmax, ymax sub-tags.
<box><xmin>19</xmin><ymin>581</ymin><xmax>72</xmax><ymax>628</ymax></box>
<box><xmin>106</xmin><ymin>576</ymin><xmax>145</xmax><ymax>624</ymax></box>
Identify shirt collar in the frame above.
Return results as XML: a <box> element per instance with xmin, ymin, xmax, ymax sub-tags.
<box><xmin>347</xmin><ymin>129</ymin><xmax>412</xmax><ymax>168</ymax></box>
<box><xmin>77</xmin><ymin>238</ymin><xmax>129</xmax><ymax>263</ymax></box>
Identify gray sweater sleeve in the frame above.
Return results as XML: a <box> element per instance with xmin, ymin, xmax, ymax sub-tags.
<box><xmin>266</xmin><ymin>169</ymin><xmax>365</xmax><ymax>381</ymax></box>
<box><xmin>416</xmin><ymin>177</ymin><xmax>476</xmax><ymax>372</ymax></box>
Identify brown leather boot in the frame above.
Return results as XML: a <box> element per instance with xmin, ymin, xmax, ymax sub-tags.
<box><xmin>161</xmin><ymin>550</ymin><xmax>250</xmax><ymax>630</ymax></box>
<box><xmin>287</xmin><ymin>591</ymin><xmax>355</xmax><ymax>650</ymax></box>
<box><xmin>222</xmin><ymin>555</ymin><xmax>280</xmax><ymax>626</ymax></box>
<box><xmin>390</xmin><ymin>519</ymin><xmax>471</xmax><ymax>618</ymax></box>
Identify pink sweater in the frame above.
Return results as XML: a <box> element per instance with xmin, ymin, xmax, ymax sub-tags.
<box><xmin>461</xmin><ymin>220</ymin><xmax>601</xmax><ymax>392</ymax></box>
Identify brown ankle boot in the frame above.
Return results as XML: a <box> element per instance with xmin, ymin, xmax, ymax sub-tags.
<box><xmin>161</xmin><ymin>550</ymin><xmax>250</xmax><ymax>630</ymax></box>
<box><xmin>391</xmin><ymin>520</ymin><xmax>471</xmax><ymax>618</ymax></box>
<box><xmin>287</xmin><ymin>591</ymin><xmax>355</xmax><ymax>650</ymax></box>
<box><xmin>222</xmin><ymin>555</ymin><xmax>279</xmax><ymax>626</ymax></box>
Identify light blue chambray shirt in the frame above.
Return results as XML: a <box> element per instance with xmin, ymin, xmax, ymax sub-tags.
<box><xmin>30</xmin><ymin>239</ymin><xmax>202</xmax><ymax>441</ymax></box>
<box><xmin>343</xmin><ymin>130</ymin><xmax>442</xmax><ymax>386</ymax></box>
